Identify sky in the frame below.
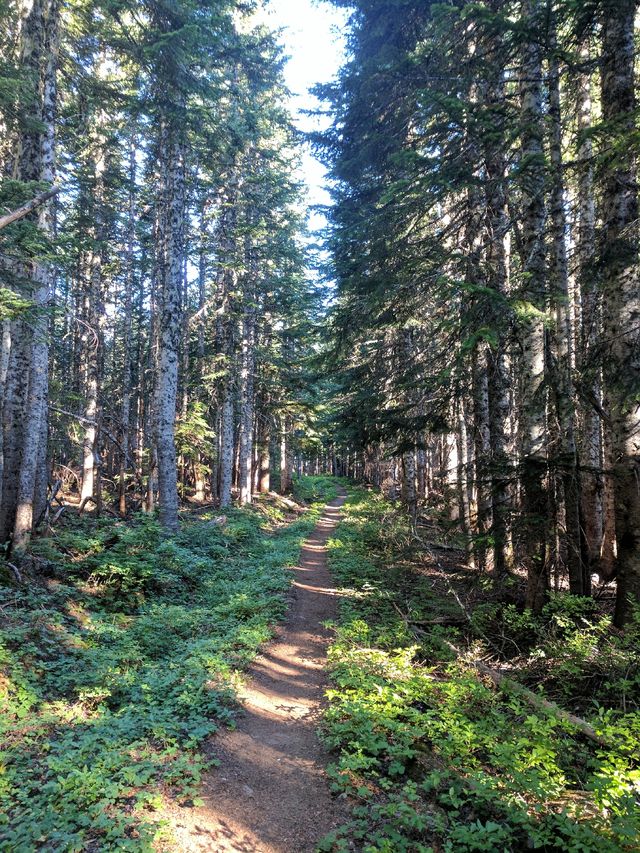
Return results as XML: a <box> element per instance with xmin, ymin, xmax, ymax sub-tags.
<box><xmin>259</xmin><ymin>0</ymin><xmax>350</xmax><ymax>231</ymax></box>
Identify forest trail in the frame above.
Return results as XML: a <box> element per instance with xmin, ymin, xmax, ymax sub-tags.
<box><xmin>164</xmin><ymin>491</ymin><xmax>349</xmax><ymax>852</ymax></box>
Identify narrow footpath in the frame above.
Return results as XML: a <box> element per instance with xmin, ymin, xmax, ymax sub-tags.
<box><xmin>166</xmin><ymin>491</ymin><xmax>349</xmax><ymax>852</ymax></box>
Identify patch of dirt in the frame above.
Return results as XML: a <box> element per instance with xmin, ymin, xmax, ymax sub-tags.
<box><xmin>162</xmin><ymin>492</ymin><xmax>350</xmax><ymax>852</ymax></box>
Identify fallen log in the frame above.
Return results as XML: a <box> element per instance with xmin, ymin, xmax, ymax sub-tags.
<box><xmin>392</xmin><ymin>601</ymin><xmax>609</xmax><ymax>748</ymax></box>
<box><xmin>441</xmin><ymin>639</ymin><xmax>609</xmax><ymax>748</ymax></box>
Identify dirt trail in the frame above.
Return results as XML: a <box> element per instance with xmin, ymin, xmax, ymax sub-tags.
<box><xmin>165</xmin><ymin>491</ymin><xmax>349</xmax><ymax>852</ymax></box>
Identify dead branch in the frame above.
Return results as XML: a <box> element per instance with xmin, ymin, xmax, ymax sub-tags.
<box><xmin>0</xmin><ymin>186</ymin><xmax>60</xmax><ymax>231</ymax></box>
<box><xmin>5</xmin><ymin>562</ymin><xmax>22</xmax><ymax>583</ymax></box>
<box><xmin>78</xmin><ymin>495</ymin><xmax>97</xmax><ymax>515</ymax></box>
<box><xmin>78</xmin><ymin>495</ymin><xmax>118</xmax><ymax>518</ymax></box>
<box><xmin>50</xmin><ymin>406</ymin><xmax>142</xmax><ymax>487</ymax></box>
<box><xmin>392</xmin><ymin>600</ymin><xmax>609</xmax><ymax>747</ymax></box>
<box><xmin>35</xmin><ymin>478</ymin><xmax>62</xmax><ymax>528</ymax></box>
<box><xmin>442</xmin><ymin>639</ymin><xmax>609</xmax><ymax>747</ymax></box>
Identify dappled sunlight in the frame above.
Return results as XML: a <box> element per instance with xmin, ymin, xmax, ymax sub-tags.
<box><xmin>161</xmin><ymin>489</ymin><xmax>348</xmax><ymax>852</ymax></box>
<box><xmin>322</xmin><ymin>487</ymin><xmax>640</xmax><ymax>851</ymax></box>
<box><xmin>0</xmin><ymin>488</ymin><xmax>340</xmax><ymax>849</ymax></box>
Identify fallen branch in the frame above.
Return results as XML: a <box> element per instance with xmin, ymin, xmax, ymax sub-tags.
<box><xmin>0</xmin><ymin>186</ymin><xmax>60</xmax><ymax>231</ymax></box>
<box><xmin>441</xmin><ymin>639</ymin><xmax>609</xmax><ymax>748</ymax></box>
<box><xmin>5</xmin><ymin>562</ymin><xmax>22</xmax><ymax>583</ymax></box>
<box><xmin>392</xmin><ymin>600</ymin><xmax>609</xmax><ymax>748</ymax></box>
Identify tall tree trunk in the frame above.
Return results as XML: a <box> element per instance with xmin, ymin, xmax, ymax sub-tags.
<box><xmin>576</xmin><ymin>39</ymin><xmax>607</xmax><ymax>580</ymax></box>
<box><xmin>238</xmin><ymin>236</ymin><xmax>257</xmax><ymax>506</ymax></box>
<box><xmin>548</xmin><ymin>29</ymin><xmax>586</xmax><ymax>595</ymax></box>
<box><xmin>519</xmin><ymin>0</ymin><xmax>548</xmax><ymax>610</ymax></box>
<box><xmin>12</xmin><ymin>0</ymin><xmax>58</xmax><ymax>554</ymax></box>
<box><xmin>481</xmin><ymin>57</ymin><xmax>513</xmax><ymax>577</ymax></box>
<box><xmin>600</xmin><ymin>0</ymin><xmax>640</xmax><ymax>626</ymax></box>
<box><xmin>119</xmin><ymin>134</ymin><xmax>135</xmax><ymax>516</ymax></box>
<box><xmin>154</xmin><ymin>124</ymin><xmax>185</xmax><ymax>532</ymax></box>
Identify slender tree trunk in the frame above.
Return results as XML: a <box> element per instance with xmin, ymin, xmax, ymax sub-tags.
<box><xmin>119</xmin><ymin>135</ymin><xmax>135</xmax><ymax>515</ymax></box>
<box><xmin>576</xmin><ymin>40</ymin><xmax>606</xmax><ymax>580</ymax></box>
<box><xmin>238</xmin><ymin>236</ymin><xmax>257</xmax><ymax>505</ymax></box>
<box><xmin>401</xmin><ymin>449</ymin><xmax>417</xmax><ymax>521</ymax></box>
<box><xmin>154</xmin><ymin>124</ymin><xmax>185</xmax><ymax>532</ymax></box>
<box><xmin>280</xmin><ymin>417</ymin><xmax>293</xmax><ymax>494</ymax></box>
<box><xmin>257</xmin><ymin>411</ymin><xmax>271</xmax><ymax>493</ymax></box>
<box><xmin>482</xmin><ymin>68</ymin><xmax>513</xmax><ymax>577</ymax></box>
<box><xmin>456</xmin><ymin>397</ymin><xmax>475</xmax><ymax>568</ymax></box>
<box><xmin>548</xmin><ymin>31</ymin><xmax>586</xmax><ymax>595</ymax></box>
<box><xmin>600</xmin><ymin>0</ymin><xmax>640</xmax><ymax>626</ymax></box>
<box><xmin>519</xmin><ymin>0</ymin><xmax>548</xmax><ymax>610</ymax></box>
<box><xmin>12</xmin><ymin>0</ymin><xmax>58</xmax><ymax>554</ymax></box>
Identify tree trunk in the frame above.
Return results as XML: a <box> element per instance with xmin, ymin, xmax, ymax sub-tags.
<box><xmin>456</xmin><ymin>398</ymin><xmax>475</xmax><ymax>568</ymax></box>
<box><xmin>257</xmin><ymin>411</ymin><xmax>271</xmax><ymax>493</ymax></box>
<box><xmin>401</xmin><ymin>449</ymin><xmax>417</xmax><ymax>521</ymax></box>
<box><xmin>11</xmin><ymin>0</ymin><xmax>58</xmax><ymax>554</ymax></box>
<box><xmin>599</xmin><ymin>0</ymin><xmax>640</xmax><ymax>626</ymax></box>
<box><xmin>576</xmin><ymin>39</ymin><xmax>606</xmax><ymax>580</ymax></box>
<box><xmin>548</xmin><ymin>30</ymin><xmax>586</xmax><ymax>596</ymax></box>
<box><xmin>481</xmin><ymin>67</ymin><xmax>513</xmax><ymax>577</ymax></box>
<box><xmin>519</xmin><ymin>0</ymin><xmax>548</xmax><ymax>610</ymax></box>
<box><xmin>238</xmin><ymin>234</ymin><xmax>257</xmax><ymax>505</ymax></box>
<box><xmin>154</xmin><ymin>125</ymin><xmax>185</xmax><ymax>532</ymax></box>
<box><xmin>119</xmin><ymin>134</ymin><xmax>135</xmax><ymax>516</ymax></box>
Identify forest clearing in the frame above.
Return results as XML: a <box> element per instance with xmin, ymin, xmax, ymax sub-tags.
<box><xmin>1</xmin><ymin>0</ymin><xmax>640</xmax><ymax>850</ymax></box>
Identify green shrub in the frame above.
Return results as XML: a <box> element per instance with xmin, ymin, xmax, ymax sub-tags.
<box><xmin>320</xmin><ymin>488</ymin><xmax>640</xmax><ymax>853</ymax></box>
<box><xmin>0</xmin><ymin>478</ymin><xmax>334</xmax><ymax>850</ymax></box>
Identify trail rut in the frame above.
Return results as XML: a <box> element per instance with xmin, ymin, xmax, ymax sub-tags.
<box><xmin>165</xmin><ymin>492</ymin><xmax>348</xmax><ymax>852</ymax></box>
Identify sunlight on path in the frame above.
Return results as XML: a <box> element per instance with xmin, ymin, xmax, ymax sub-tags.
<box><xmin>163</xmin><ymin>494</ymin><xmax>348</xmax><ymax>852</ymax></box>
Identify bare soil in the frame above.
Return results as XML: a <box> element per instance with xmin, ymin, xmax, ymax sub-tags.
<box><xmin>163</xmin><ymin>492</ymin><xmax>349</xmax><ymax>852</ymax></box>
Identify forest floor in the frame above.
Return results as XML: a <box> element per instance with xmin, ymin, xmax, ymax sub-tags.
<box><xmin>0</xmin><ymin>476</ymin><xmax>344</xmax><ymax>851</ymax></box>
<box><xmin>320</xmin><ymin>487</ymin><xmax>640</xmax><ymax>852</ymax></box>
<box><xmin>162</xmin><ymin>490</ymin><xmax>350</xmax><ymax>852</ymax></box>
<box><xmin>2</xmin><ymin>479</ymin><xmax>639</xmax><ymax>852</ymax></box>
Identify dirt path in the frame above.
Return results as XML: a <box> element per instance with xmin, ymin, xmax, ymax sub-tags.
<box><xmin>165</xmin><ymin>491</ymin><xmax>349</xmax><ymax>852</ymax></box>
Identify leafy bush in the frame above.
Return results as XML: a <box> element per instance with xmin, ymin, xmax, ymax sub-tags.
<box><xmin>292</xmin><ymin>474</ymin><xmax>339</xmax><ymax>504</ymax></box>
<box><xmin>0</xmin><ymin>480</ymin><xmax>332</xmax><ymax>850</ymax></box>
<box><xmin>321</xmin><ymin>488</ymin><xmax>640</xmax><ymax>852</ymax></box>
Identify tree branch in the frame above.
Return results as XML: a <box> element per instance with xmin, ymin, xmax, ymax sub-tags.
<box><xmin>0</xmin><ymin>186</ymin><xmax>60</xmax><ymax>231</ymax></box>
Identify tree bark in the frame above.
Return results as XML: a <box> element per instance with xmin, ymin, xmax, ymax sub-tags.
<box><xmin>154</xmin><ymin>123</ymin><xmax>185</xmax><ymax>532</ymax></box>
<box><xmin>518</xmin><ymin>0</ymin><xmax>548</xmax><ymax>610</ymax></box>
<box><xmin>12</xmin><ymin>0</ymin><xmax>58</xmax><ymax>555</ymax></box>
<box><xmin>548</xmin><ymin>28</ymin><xmax>586</xmax><ymax>596</ymax></box>
<box><xmin>599</xmin><ymin>0</ymin><xmax>640</xmax><ymax>626</ymax></box>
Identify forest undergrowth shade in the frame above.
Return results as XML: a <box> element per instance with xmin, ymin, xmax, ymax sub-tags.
<box><xmin>0</xmin><ymin>476</ymin><xmax>336</xmax><ymax>852</ymax></box>
<box><xmin>321</xmin><ymin>488</ymin><xmax>640</xmax><ymax>853</ymax></box>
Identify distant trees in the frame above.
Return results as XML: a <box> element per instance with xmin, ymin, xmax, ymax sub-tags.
<box><xmin>0</xmin><ymin>0</ymin><xmax>320</xmax><ymax>548</ymax></box>
<box><xmin>320</xmin><ymin>0</ymin><xmax>640</xmax><ymax>624</ymax></box>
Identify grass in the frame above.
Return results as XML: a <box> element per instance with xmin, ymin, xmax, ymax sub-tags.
<box><xmin>0</xmin><ymin>476</ymin><xmax>337</xmax><ymax>852</ymax></box>
<box><xmin>320</xmin><ymin>487</ymin><xmax>640</xmax><ymax>853</ymax></box>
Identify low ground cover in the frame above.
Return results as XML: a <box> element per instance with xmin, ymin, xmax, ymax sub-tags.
<box><xmin>0</xmin><ymin>476</ymin><xmax>336</xmax><ymax>851</ymax></box>
<box><xmin>321</xmin><ymin>487</ymin><xmax>640</xmax><ymax>853</ymax></box>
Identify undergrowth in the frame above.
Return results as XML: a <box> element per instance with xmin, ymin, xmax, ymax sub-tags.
<box><xmin>0</xmin><ymin>476</ymin><xmax>336</xmax><ymax>851</ymax></box>
<box><xmin>321</xmin><ymin>487</ymin><xmax>640</xmax><ymax>853</ymax></box>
